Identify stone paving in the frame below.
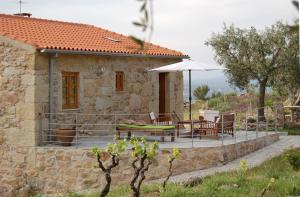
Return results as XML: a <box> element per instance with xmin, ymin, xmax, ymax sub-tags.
<box><xmin>56</xmin><ymin>131</ymin><xmax>278</xmax><ymax>148</ymax></box>
<box><xmin>152</xmin><ymin>136</ymin><xmax>300</xmax><ymax>184</ymax></box>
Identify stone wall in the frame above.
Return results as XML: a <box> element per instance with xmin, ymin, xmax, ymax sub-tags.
<box><xmin>0</xmin><ymin>37</ymin><xmax>185</xmax><ymax>196</ymax></box>
<box><xmin>0</xmin><ymin>134</ymin><xmax>279</xmax><ymax>196</ymax></box>
<box><xmin>0</xmin><ymin>36</ymin><xmax>38</xmax><ymax>147</ymax></box>
<box><xmin>35</xmin><ymin>53</ymin><xmax>184</xmax><ymax>138</ymax></box>
<box><xmin>0</xmin><ymin>35</ymin><xmax>184</xmax><ymax>146</ymax></box>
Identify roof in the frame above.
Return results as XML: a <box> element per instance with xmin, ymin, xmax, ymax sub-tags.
<box><xmin>0</xmin><ymin>14</ymin><xmax>187</xmax><ymax>58</ymax></box>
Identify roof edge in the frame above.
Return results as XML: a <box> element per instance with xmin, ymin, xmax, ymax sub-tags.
<box><xmin>40</xmin><ymin>49</ymin><xmax>190</xmax><ymax>59</ymax></box>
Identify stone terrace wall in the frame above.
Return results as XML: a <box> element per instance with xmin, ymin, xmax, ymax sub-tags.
<box><xmin>0</xmin><ymin>134</ymin><xmax>279</xmax><ymax>196</ymax></box>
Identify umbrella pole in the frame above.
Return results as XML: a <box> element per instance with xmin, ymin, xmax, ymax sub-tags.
<box><xmin>189</xmin><ymin>69</ymin><xmax>192</xmax><ymax>120</ymax></box>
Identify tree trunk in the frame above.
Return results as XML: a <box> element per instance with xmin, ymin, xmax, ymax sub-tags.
<box><xmin>163</xmin><ymin>159</ymin><xmax>174</xmax><ymax>189</ymax></box>
<box><xmin>258</xmin><ymin>80</ymin><xmax>267</xmax><ymax>122</ymax></box>
<box><xmin>100</xmin><ymin>171</ymin><xmax>111</xmax><ymax>197</ymax></box>
<box><xmin>293</xmin><ymin>94</ymin><xmax>300</xmax><ymax>106</ymax></box>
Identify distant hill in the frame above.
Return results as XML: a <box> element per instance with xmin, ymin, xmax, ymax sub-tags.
<box><xmin>183</xmin><ymin>70</ymin><xmax>236</xmax><ymax>100</ymax></box>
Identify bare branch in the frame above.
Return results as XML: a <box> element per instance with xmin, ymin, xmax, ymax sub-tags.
<box><xmin>163</xmin><ymin>158</ymin><xmax>174</xmax><ymax>189</ymax></box>
<box><xmin>137</xmin><ymin>159</ymin><xmax>152</xmax><ymax>192</ymax></box>
<box><xmin>97</xmin><ymin>154</ymin><xmax>107</xmax><ymax>172</ymax></box>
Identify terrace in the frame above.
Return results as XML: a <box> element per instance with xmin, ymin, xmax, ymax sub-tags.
<box><xmin>39</xmin><ymin>107</ymin><xmax>283</xmax><ymax>148</ymax></box>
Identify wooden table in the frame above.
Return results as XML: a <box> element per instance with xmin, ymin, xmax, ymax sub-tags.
<box><xmin>116</xmin><ymin>124</ymin><xmax>176</xmax><ymax>142</ymax></box>
<box><xmin>176</xmin><ymin>120</ymin><xmax>203</xmax><ymax>137</ymax></box>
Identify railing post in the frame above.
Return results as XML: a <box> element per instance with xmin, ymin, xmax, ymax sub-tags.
<box><xmin>245</xmin><ymin>112</ymin><xmax>248</xmax><ymax>140</ymax></box>
<box><xmin>256</xmin><ymin>109</ymin><xmax>259</xmax><ymax>139</ymax></box>
<box><xmin>114</xmin><ymin>114</ymin><xmax>117</xmax><ymax>137</ymax></box>
<box><xmin>75</xmin><ymin>113</ymin><xmax>78</xmax><ymax>147</ymax></box>
<box><xmin>191</xmin><ymin>120</ymin><xmax>194</xmax><ymax>148</ymax></box>
<box><xmin>234</xmin><ymin>113</ymin><xmax>237</xmax><ymax>144</ymax></box>
<box><xmin>221</xmin><ymin>113</ymin><xmax>224</xmax><ymax>146</ymax></box>
<box><xmin>275</xmin><ymin>107</ymin><xmax>278</xmax><ymax>132</ymax></box>
<box><xmin>39</xmin><ymin>113</ymin><xmax>43</xmax><ymax>146</ymax></box>
<box><xmin>266</xmin><ymin>113</ymin><xmax>269</xmax><ymax>132</ymax></box>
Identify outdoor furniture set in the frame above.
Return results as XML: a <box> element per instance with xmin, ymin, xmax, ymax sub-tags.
<box><xmin>116</xmin><ymin>111</ymin><xmax>235</xmax><ymax>142</ymax></box>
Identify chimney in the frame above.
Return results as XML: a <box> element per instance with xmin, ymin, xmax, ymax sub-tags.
<box><xmin>14</xmin><ymin>13</ymin><xmax>32</xmax><ymax>17</ymax></box>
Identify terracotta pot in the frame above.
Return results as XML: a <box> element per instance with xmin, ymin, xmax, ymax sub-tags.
<box><xmin>56</xmin><ymin>129</ymin><xmax>76</xmax><ymax>146</ymax></box>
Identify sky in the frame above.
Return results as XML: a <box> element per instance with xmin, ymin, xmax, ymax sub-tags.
<box><xmin>0</xmin><ymin>0</ymin><xmax>298</xmax><ymax>95</ymax></box>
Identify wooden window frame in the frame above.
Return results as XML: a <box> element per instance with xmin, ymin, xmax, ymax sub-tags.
<box><xmin>115</xmin><ymin>71</ymin><xmax>124</xmax><ymax>92</ymax></box>
<box><xmin>62</xmin><ymin>71</ymin><xmax>79</xmax><ymax>109</ymax></box>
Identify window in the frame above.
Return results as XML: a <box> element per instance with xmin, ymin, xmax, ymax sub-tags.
<box><xmin>115</xmin><ymin>71</ymin><xmax>124</xmax><ymax>91</ymax></box>
<box><xmin>62</xmin><ymin>71</ymin><xmax>79</xmax><ymax>109</ymax></box>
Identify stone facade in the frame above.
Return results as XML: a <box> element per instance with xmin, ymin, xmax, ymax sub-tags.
<box><xmin>0</xmin><ymin>36</ymin><xmax>184</xmax><ymax>146</ymax></box>
<box><xmin>0</xmin><ymin>134</ymin><xmax>279</xmax><ymax>196</ymax></box>
<box><xmin>35</xmin><ymin>53</ymin><xmax>183</xmax><ymax>115</ymax></box>
<box><xmin>1</xmin><ymin>32</ymin><xmax>281</xmax><ymax>197</ymax></box>
<box><xmin>35</xmin><ymin>53</ymin><xmax>184</xmax><ymax>138</ymax></box>
<box><xmin>0</xmin><ymin>36</ymin><xmax>184</xmax><ymax>196</ymax></box>
<box><xmin>0</xmin><ymin>36</ymin><xmax>38</xmax><ymax>147</ymax></box>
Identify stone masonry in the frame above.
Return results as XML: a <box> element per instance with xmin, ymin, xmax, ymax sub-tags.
<box><xmin>0</xmin><ymin>35</ymin><xmax>184</xmax><ymax>196</ymax></box>
<box><xmin>35</xmin><ymin>53</ymin><xmax>184</xmax><ymax>138</ymax></box>
<box><xmin>0</xmin><ymin>134</ymin><xmax>279</xmax><ymax>196</ymax></box>
<box><xmin>0</xmin><ymin>36</ymin><xmax>37</xmax><ymax>147</ymax></box>
<box><xmin>0</xmin><ymin>35</ymin><xmax>184</xmax><ymax>146</ymax></box>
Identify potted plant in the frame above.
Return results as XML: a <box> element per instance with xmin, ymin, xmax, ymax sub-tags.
<box><xmin>56</xmin><ymin>126</ymin><xmax>76</xmax><ymax>146</ymax></box>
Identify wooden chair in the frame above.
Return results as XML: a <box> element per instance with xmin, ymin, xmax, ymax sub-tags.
<box><xmin>149</xmin><ymin>112</ymin><xmax>173</xmax><ymax>125</ymax></box>
<box><xmin>195</xmin><ymin>113</ymin><xmax>235</xmax><ymax>139</ymax></box>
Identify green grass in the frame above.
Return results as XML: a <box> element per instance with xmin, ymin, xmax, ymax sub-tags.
<box><xmin>283</xmin><ymin>127</ymin><xmax>300</xmax><ymax>135</ymax></box>
<box><xmin>70</xmin><ymin>148</ymin><xmax>300</xmax><ymax>197</ymax></box>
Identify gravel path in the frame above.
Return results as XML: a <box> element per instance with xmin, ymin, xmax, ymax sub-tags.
<box><xmin>153</xmin><ymin>136</ymin><xmax>300</xmax><ymax>184</ymax></box>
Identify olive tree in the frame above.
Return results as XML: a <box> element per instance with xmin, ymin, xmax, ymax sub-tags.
<box><xmin>272</xmin><ymin>9</ymin><xmax>299</xmax><ymax>106</ymax></box>
<box><xmin>206</xmin><ymin>22</ymin><xmax>298</xmax><ymax>119</ymax></box>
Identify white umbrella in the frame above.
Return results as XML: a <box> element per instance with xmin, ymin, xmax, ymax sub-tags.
<box><xmin>150</xmin><ymin>59</ymin><xmax>226</xmax><ymax>120</ymax></box>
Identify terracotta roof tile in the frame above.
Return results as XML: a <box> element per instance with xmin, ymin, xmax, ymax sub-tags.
<box><xmin>0</xmin><ymin>14</ymin><xmax>187</xmax><ymax>58</ymax></box>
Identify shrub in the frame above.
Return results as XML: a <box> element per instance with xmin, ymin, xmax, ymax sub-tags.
<box><xmin>211</xmin><ymin>91</ymin><xmax>223</xmax><ymax>98</ymax></box>
<box><xmin>193</xmin><ymin>85</ymin><xmax>210</xmax><ymax>100</ymax></box>
<box><xmin>207</xmin><ymin>97</ymin><xmax>229</xmax><ymax>112</ymax></box>
<box><xmin>92</xmin><ymin>138</ymin><xmax>127</xmax><ymax>197</ymax></box>
<box><xmin>285</xmin><ymin>149</ymin><xmax>300</xmax><ymax>171</ymax></box>
<box><xmin>237</xmin><ymin>160</ymin><xmax>248</xmax><ymax>183</ymax></box>
<box><xmin>162</xmin><ymin>148</ymin><xmax>180</xmax><ymax>191</ymax></box>
<box><xmin>259</xmin><ymin>178</ymin><xmax>275</xmax><ymax>197</ymax></box>
<box><xmin>224</xmin><ymin>92</ymin><xmax>237</xmax><ymax>97</ymax></box>
<box><xmin>265</xmin><ymin>98</ymin><xmax>273</xmax><ymax>108</ymax></box>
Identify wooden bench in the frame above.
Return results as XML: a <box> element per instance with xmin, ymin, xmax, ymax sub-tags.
<box><xmin>116</xmin><ymin>124</ymin><xmax>176</xmax><ymax>142</ymax></box>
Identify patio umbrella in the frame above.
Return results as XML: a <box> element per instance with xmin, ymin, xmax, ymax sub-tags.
<box><xmin>150</xmin><ymin>59</ymin><xmax>225</xmax><ymax>120</ymax></box>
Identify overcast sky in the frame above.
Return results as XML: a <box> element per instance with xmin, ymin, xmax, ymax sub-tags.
<box><xmin>0</xmin><ymin>0</ymin><xmax>298</xmax><ymax>89</ymax></box>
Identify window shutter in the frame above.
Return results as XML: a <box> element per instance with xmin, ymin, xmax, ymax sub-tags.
<box><xmin>116</xmin><ymin>71</ymin><xmax>124</xmax><ymax>91</ymax></box>
<box><xmin>62</xmin><ymin>71</ymin><xmax>79</xmax><ymax>109</ymax></box>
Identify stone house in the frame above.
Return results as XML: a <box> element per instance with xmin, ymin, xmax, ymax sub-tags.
<box><xmin>0</xmin><ymin>15</ymin><xmax>281</xmax><ymax>195</ymax></box>
<box><xmin>0</xmin><ymin>14</ymin><xmax>187</xmax><ymax>147</ymax></box>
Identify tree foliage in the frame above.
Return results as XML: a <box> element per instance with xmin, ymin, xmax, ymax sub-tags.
<box><xmin>271</xmin><ymin>18</ymin><xmax>300</xmax><ymax>105</ymax></box>
<box><xmin>206</xmin><ymin>22</ymin><xmax>299</xmax><ymax>118</ymax></box>
<box><xmin>131</xmin><ymin>0</ymin><xmax>154</xmax><ymax>49</ymax></box>
<box><xmin>193</xmin><ymin>85</ymin><xmax>210</xmax><ymax>100</ymax></box>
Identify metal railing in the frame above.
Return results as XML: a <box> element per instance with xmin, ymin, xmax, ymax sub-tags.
<box><xmin>38</xmin><ymin>106</ymin><xmax>282</xmax><ymax>148</ymax></box>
